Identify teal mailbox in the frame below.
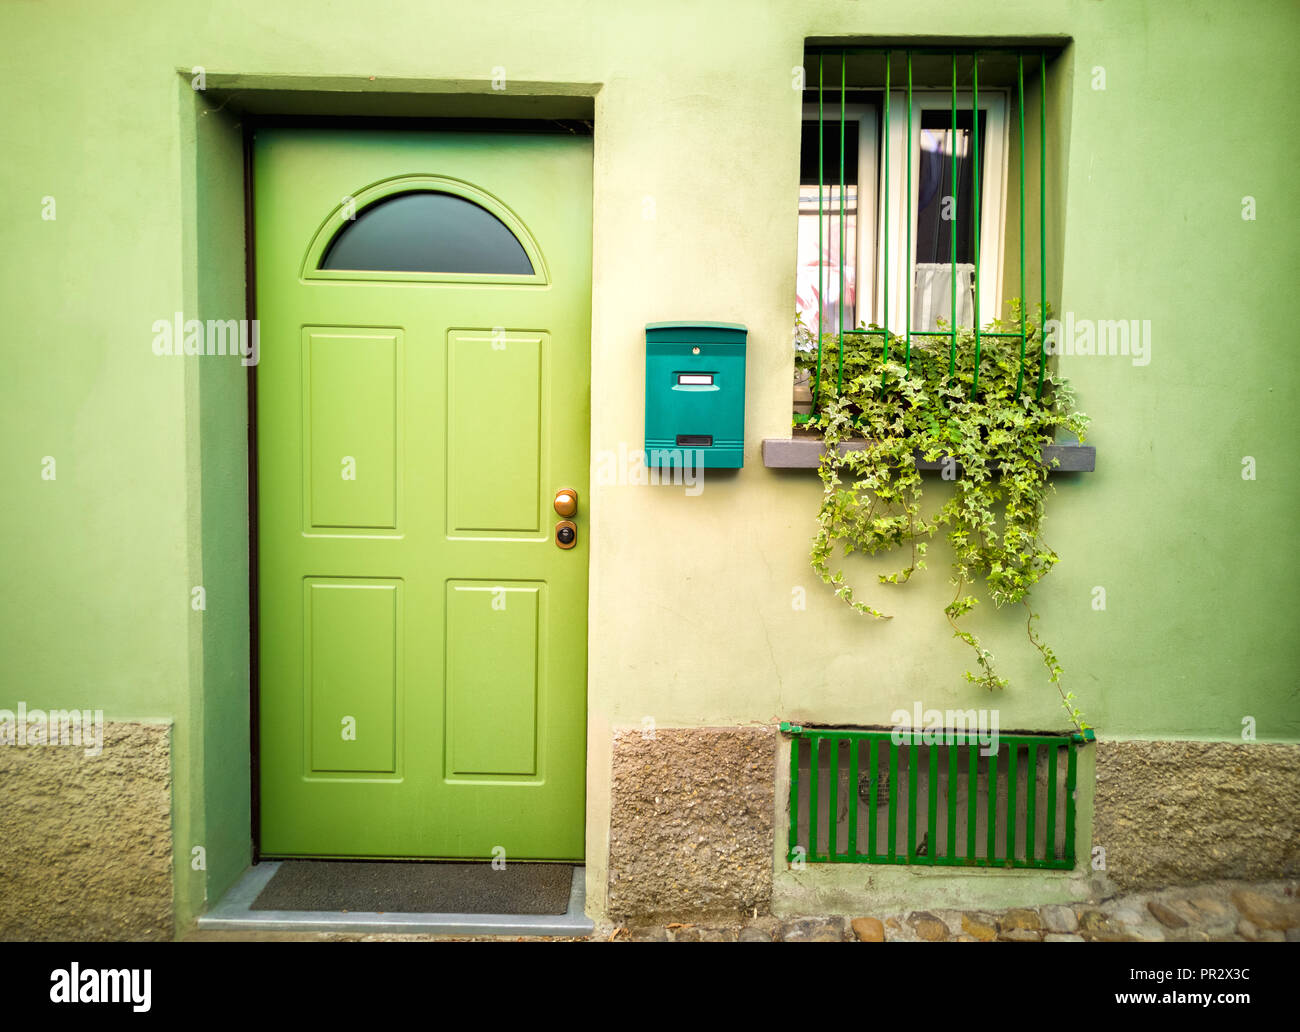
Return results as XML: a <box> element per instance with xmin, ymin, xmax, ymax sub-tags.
<box><xmin>645</xmin><ymin>321</ymin><xmax>747</xmax><ymax>469</ymax></box>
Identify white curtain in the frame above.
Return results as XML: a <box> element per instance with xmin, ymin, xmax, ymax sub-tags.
<box><xmin>912</xmin><ymin>263</ymin><xmax>975</xmax><ymax>332</ymax></box>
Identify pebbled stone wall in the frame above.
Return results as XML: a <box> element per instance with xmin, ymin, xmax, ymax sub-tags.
<box><xmin>1092</xmin><ymin>739</ymin><xmax>1300</xmax><ymax>891</ymax></box>
<box><xmin>608</xmin><ymin>725</ymin><xmax>775</xmax><ymax>920</ymax></box>
<box><xmin>0</xmin><ymin>721</ymin><xmax>173</xmax><ymax>940</ymax></box>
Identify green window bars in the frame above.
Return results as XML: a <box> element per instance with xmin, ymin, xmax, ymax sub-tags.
<box><xmin>783</xmin><ymin>725</ymin><xmax>1088</xmax><ymax>868</ymax></box>
<box><xmin>797</xmin><ymin>46</ymin><xmax>1052</xmax><ymax>420</ymax></box>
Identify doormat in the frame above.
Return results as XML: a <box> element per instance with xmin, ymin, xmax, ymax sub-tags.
<box><xmin>251</xmin><ymin>861</ymin><xmax>574</xmax><ymax>916</ymax></box>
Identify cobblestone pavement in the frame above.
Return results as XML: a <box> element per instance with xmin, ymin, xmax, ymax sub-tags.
<box><xmin>183</xmin><ymin>878</ymin><xmax>1298</xmax><ymax>942</ymax></box>
<box><xmin>611</xmin><ymin>878</ymin><xmax>1300</xmax><ymax>942</ymax></box>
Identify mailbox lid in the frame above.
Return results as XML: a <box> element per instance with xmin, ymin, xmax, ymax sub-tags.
<box><xmin>646</xmin><ymin>321</ymin><xmax>747</xmax><ymax>346</ymax></box>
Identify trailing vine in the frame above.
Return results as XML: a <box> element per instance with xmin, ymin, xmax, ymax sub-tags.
<box><xmin>798</xmin><ymin>302</ymin><xmax>1091</xmax><ymax>730</ymax></box>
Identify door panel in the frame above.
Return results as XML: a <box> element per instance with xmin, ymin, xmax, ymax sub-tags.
<box><xmin>306</xmin><ymin>579</ymin><xmax>399</xmax><ymax>774</ymax></box>
<box><xmin>304</xmin><ymin>329</ymin><xmax>400</xmax><ymax>531</ymax></box>
<box><xmin>445</xmin><ymin>330</ymin><xmax>544</xmax><ymax>534</ymax></box>
<box><xmin>445</xmin><ymin>581</ymin><xmax>540</xmax><ymax>777</ymax></box>
<box><xmin>255</xmin><ymin>128</ymin><xmax>591</xmax><ymax>860</ymax></box>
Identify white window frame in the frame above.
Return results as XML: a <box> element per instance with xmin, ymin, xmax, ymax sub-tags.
<box><xmin>875</xmin><ymin>90</ymin><xmax>1009</xmax><ymax>336</ymax></box>
<box><xmin>799</xmin><ymin>102</ymin><xmax>877</xmax><ymax>335</ymax></box>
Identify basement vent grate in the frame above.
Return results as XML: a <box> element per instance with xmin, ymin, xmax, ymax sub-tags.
<box><xmin>782</xmin><ymin>724</ymin><xmax>1089</xmax><ymax>869</ymax></box>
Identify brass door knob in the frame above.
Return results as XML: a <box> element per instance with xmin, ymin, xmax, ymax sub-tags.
<box><xmin>553</xmin><ymin>488</ymin><xmax>579</xmax><ymax>517</ymax></box>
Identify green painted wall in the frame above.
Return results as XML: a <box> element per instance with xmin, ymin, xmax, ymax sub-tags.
<box><xmin>182</xmin><ymin>82</ymin><xmax>254</xmax><ymax>916</ymax></box>
<box><xmin>2</xmin><ymin>1</ymin><xmax>1296</xmax><ymax>930</ymax></box>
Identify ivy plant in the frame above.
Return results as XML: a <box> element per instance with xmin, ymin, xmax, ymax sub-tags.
<box><xmin>799</xmin><ymin>302</ymin><xmax>1091</xmax><ymax>731</ymax></box>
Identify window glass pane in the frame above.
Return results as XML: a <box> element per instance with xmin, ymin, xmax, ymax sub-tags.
<box><xmin>914</xmin><ymin>110</ymin><xmax>986</xmax><ymax>264</ymax></box>
<box><xmin>797</xmin><ymin>119</ymin><xmax>860</xmax><ymax>334</ymax></box>
<box><xmin>799</xmin><ymin>120</ymin><xmax>859</xmax><ymax>184</ymax></box>
<box><xmin>320</xmin><ymin>191</ymin><xmax>534</xmax><ymax>274</ymax></box>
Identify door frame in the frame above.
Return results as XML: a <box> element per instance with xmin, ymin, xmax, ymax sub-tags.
<box><xmin>240</xmin><ymin>113</ymin><xmax>596</xmax><ymax>862</ymax></box>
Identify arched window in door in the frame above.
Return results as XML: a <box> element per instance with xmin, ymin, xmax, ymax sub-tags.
<box><xmin>319</xmin><ymin>190</ymin><xmax>534</xmax><ymax>275</ymax></box>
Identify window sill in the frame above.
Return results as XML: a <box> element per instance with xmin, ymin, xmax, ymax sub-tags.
<box><xmin>761</xmin><ymin>434</ymin><xmax>1095</xmax><ymax>472</ymax></box>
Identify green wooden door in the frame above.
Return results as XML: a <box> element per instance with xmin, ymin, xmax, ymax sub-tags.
<box><xmin>254</xmin><ymin>128</ymin><xmax>590</xmax><ymax>860</ymax></box>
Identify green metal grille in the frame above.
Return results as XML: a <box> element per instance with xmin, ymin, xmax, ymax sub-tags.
<box><xmin>783</xmin><ymin>724</ymin><xmax>1087</xmax><ymax>869</ymax></box>
<box><xmin>798</xmin><ymin>45</ymin><xmax>1054</xmax><ymax>421</ymax></box>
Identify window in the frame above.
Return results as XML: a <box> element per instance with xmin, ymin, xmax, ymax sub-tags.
<box><xmin>797</xmin><ymin>88</ymin><xmax>1007</xmax><ymax>339</ymax></box>
<box><xmin>878</xmin><ymin>96</ymin><xmax>1007</xmax><ymax>335</ymax></box>
<box><xmin>795</xmin><ymin>47</ymin><xmax>1053</xmax><ymax>413</ymax></box>
<box><xmin>320</xmin><ymin>190</ymin><xmax>534</xmax><ymax>275</ymax></box>
<box><xmin>795</xmin><ymin>100</ymin><xmax>876</xmax><ymax>335</ymax></box>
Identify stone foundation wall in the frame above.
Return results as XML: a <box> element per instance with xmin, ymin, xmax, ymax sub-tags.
<box><xmin>0</xmin><ymin>720</ymin><xmax>173</xmax><ymax>940</ymax></box>
<box><xmin>1092</xmin><ymin>739</ymin><xmax>1300</xmax><ymax>891</ymax></box>
<box><xmin>609</xmin><ymin>729</ymin><xmax>1300</xmax><ymax>921</ymax></box>
<box><xmin>607</xmin><ymin>725</ymin><xmax>775</xmax><ymax>920</ymax></box>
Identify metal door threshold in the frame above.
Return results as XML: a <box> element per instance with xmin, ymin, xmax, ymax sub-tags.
<box><xmin>197</xmin><ymin>862</ymin><xmax>593</xmax><ymax>937</ymax></box>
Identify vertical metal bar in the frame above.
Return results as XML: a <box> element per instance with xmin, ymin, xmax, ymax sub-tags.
<box><xmin>882</xmin><ymin>50</ymin><xmax>890</xmax><ymax>359</ymax></box>
<box><xmin>868</xmin><ymin>738</ymin><xmax>880</xmax><ymax>860</ymax></box>
<box><xmin>808</xmin><ymin>735</ymin><xmax>819</xmax><ymax>860</ymax></box>
<box><xmin>970</xmin><ymin>52</ymin><xmax>982</xmax><ymax>398</ymax></box>
<box><xmin>927</xmin><ymin>743</ymin><xmax>938</xmax><ymax>863</ymax></box>
<box><xmin>788</xmin><ymin>736</ymin><xmax>800</xmax><ymax>860</ymax></box>
<box><xmin>1006</xmin><ymin>744</ymin><xmax>1018</xmax><ymax>865</ymax></box>
<box><xmin>838</xmin><ymin>50</ymin><xmax>846</xmax><ymax>396</ymax></box>
<box><xmin>828</xmin><ymin>735</ymin><xmax>839</xmax><ymax>859</ymax></box>
<box><xmin>949</xmin><ymin>50</ymin><xmax>958</xmax><ymax>377</ymax></box>
<box><xmin>1045</xmin><ymin>741</ymin><xmax>1059</xmax><ymax>862</ymax></box>
<box><xmin>907</xmin><ymin>738</ymin><xmax>918</xmax><ymax>860</ymax></box>
<box><xmin>905</xmin><ymin>50</ymin><xmax>912</xmax><ymax>370</ymax></box>
<box><xmin>847</xmin><ymin>737</ymin><xmax>859</xmax><ymax>858</ymax></box>
<box><xmin>966</xmin><ymin>742</ymin><xmax>977</xmax><ymax>860</ymax></box>
<box><xmin>888</xmin><ymin>738</ymin><xmax>899</xmax><ymax>861</ymax></box>
<box><xmin>815</xmin><ymin>54</ymin><xmax>825</xmax><ymax>415</ymax></box>
<box><xmin>1025</xmin><ymin>743</ymin><xmax>1038</xmax><ymax>863</ymax></box>
<box><xmin>1064</xmin><ymin>739</ymin><xmax>1078</xmax><ymax>864</ymax></box>
<box><xmin>985</xmin><ymin>748</ymin><xmax>998</xmax><ymax>862</ymax></box>
<box><xmin>1015</xmin><ymin>54</ymin><xmax>1027</xmax><ymax>397</ymax></box>
<box><xmin>946</xmin><ymin>741</ymin><xmax>957</xmax><ymax>861</ymax></box>
<box><xmin>1037</xmin><ymin>51</ymin><xmax>1048</xmax><ymax>398</ymax></box>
